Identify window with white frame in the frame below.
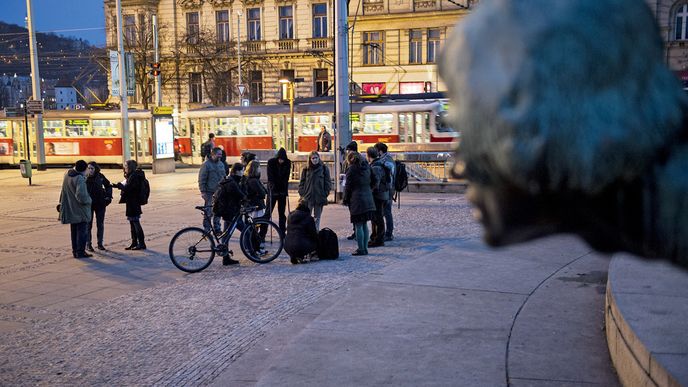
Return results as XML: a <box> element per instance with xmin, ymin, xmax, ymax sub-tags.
<box><xmin>279</xmin><ymin>6</ymin><xmax>294</xmax><ymax>40</ymax></box>
<box><xmin>216</xmin><ymin>10</ymin><xmax>230</xmax><ymax>43</ymax></box>
<box><xmin>248</xmin><ymin>8</ymin><xmax>261</xmax><ymax>41</ymax></box>
<box><xmin>312</xmin><ymin>3</ymin><xmax>327</xmax><ymax>38</ymax></box>
<box><xmin>189</xmin><ymin>72</ymin><xmax>202</xmax><ymax>103</ymax></box>
<box><xmin>676</xmin><ymin>4</ymin><xmax>688</xmax><ymax>40</ymax></box>
<box><xmin>124</xmin><ymin>15</ymin><xmax>136</xmax><ymax>44</ymax></box>
<box><xmin>427</xmin><ymin>28</ymin><xmax>440</xmax><ymax>63</ymax></box>
<box><xmin>363</xmin><ymin>31</ymin><xmax>384</xmax><ymax>65</ymax></box>
<box><xmin>186</xmin><ymin>12</ymin><xmax>199</xmax><ymax>44</ymax></box>
<box><xmin>409</xmin><ymin>29</ymin><xmax>422</xmax><ymax>64</ymax></box>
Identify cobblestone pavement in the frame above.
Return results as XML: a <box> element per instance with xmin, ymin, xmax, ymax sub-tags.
<box><xmin>0</xmin><ymin>169</ymin><xmax>479</xmax><ymax>386</ymax></box>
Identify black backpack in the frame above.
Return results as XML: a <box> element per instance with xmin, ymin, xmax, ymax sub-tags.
<box><xmin>211</xmin><ymin>182</ymin><xmax>230</xmax><ymax>217</ymax></box>
<box><xmin>394</xmin><ymin>160</ymin><xmax>408</xmax><ymax>192</ymax></box>
<box><xmin>139</xmin><ymin>177</ymin><xmax>150</xmax><ymax>205</ymax></box>
<box><xmin>316</xmin><ymin>228</ymin><xmax>339</xmax><ymax>260</ymax></box>
<box><xmin>200</xmin><ymin>142</ymin><xmax>212</xmax><ymax>159</ymax></box>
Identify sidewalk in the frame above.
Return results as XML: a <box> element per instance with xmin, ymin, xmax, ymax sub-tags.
<box><xmin>0</xmin><ymin>168</ymin><xmax>618</xmax><ymax>386</ymax></box>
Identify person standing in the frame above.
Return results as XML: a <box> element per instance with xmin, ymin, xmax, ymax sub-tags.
<box><xmin>317</xmin><ymin>125</ymin><xmax>331</xmax><ymax>152</ymax></box>
<box><xmin>342</xmin><ymin>151</ymin><xmax>377</xmax><ymax>256</ymax></box>
<box><xmin>366</xmin><ymin>147</ymin><xmax>390</xmax><ymax>247</ymax></box>
<box><xmin>343</xmin><ymin>141</ymin><xmax>359</xmax><ymax>240</ymax></box>
<box><xmin>85</xmin><ymin>161</ymin><xmax>112</xmax><ymax>251</ymax></box>
<box><xmin>375</xmin><ymin>142</ymin><xmax>396</xmax><ymax>241</ymax></box>
<box><xmin>298</xmin><ymin>151</ymin><xmax>332</xmax><ymax>230</ymax></box>
<box><xmin>114</xmin><ymin>159</ymin><xmax>147</xmax><ymax>250</ymax></box>
<box><xmin>200</xmin><ymin>133</ymin><xmax>216</xmax><ymax>160</ymax></box>
<box><xmin>58</xmin><ymin>160</ymin><xmax>92</xmax><ymax>258</ymax></box>
<box><xmin>198</xmin><ymin>147</ymin><xmax>226</xmax><ymax>233</ymax></box>
<box><xmin>267</xmin><ymin>147</ymin><xmax>291</xmax><ymax>233</ymax></box>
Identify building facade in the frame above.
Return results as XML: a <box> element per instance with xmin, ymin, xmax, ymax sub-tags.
<box><xmin>651</xmin><ymin>0</ymin><xmax>688</xmax><ymax>87</ymax></box>
<box><xmin>103</xmin><ymin>0</ymin><xmax>472</xmax><ymax>111</ymax></box>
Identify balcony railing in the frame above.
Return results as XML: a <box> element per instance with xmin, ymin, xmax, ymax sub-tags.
<box><xmin>244</xmin><ymin>40</ymin><xmax>266</xmax><ymax>54</ymax></box>
<box><xmin>276</xmin><ymin>39</ymin><xmax>299</xmax><ymax>51</ymax></box>
<box><xmin>308</xmin><ymin>37</ymin><xmax>332</xmax><ymax>50</ymax></box>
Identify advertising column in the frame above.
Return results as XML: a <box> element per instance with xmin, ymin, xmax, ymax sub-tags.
<box><xmin>151</xmin><ymin>106</ymin><xmax>176</xmax><ymax>174</ymax></box>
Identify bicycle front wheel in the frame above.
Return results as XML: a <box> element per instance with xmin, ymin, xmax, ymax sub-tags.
<box><xmin>240</xmin><ymin>219</ymin><xmax>284</xmax><ymax>264</ymax></box>
<box><xmin>169</xmin><ymin>227</ymin><xmax>216</xmax><ymax>273</ymax></box>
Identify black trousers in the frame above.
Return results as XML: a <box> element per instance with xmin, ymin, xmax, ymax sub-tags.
<box><xmin>70</xmin><ymin>222</ymin><xmax>88</xmax><ymax>256</ymax></box>
<box><xmin>270</xmin><ymin>193</ymin><xmax>287</xmax><ymax>233</ymax></box>
<box><xmin>88</xmin><ymin>207</ymin><xmax>106</xmax><ymax>246</ymax></box>
<box><xmin>370</xmin><ymin>198</ymin><xmax>386</xmax><ymax>244</ymax></box>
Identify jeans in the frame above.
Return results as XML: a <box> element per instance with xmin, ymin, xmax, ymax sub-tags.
<box><xmin>202</xmin><ymin>192</ymin><xmax>221</xmax><ymax>232</ymax></box>
<box><xmin>70</xmin><ymin>222</ymin><xmax>88</xmax><ymax>256</ymax></box>
<box><xmin>88</xmin><ymin>207</ymin><xmax>106</xmax><ymax>246</ymax></box>
<box><xmin>270</xmin><ymin>194</ymin><xmax>287</xmax><ymax>233</ymax></box>
<box><xmin>311</xmin><ymin>204</ymin><xmax>324</xmax><ymax>230</ymax></box>
<box><xmin>354</xmin><ymin>222</ymin><xmax>369</xmax><ymax>252</ymax></box>
<box><xmin>383</xmin><ymin>199</ymin><xmax>394</xmax><ymax>237</ymax></box>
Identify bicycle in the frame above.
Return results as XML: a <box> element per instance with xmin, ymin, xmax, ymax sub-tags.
<box><xmin>169</xmin><ymin>204</ymin><xmax>284</xmax><ymax>273</ymax></box>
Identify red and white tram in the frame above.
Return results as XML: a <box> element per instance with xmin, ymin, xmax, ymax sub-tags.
<box><xmin>0</xmin><ymin>100</ymin><xmax>457</xmax><ymax>167</ymax></box>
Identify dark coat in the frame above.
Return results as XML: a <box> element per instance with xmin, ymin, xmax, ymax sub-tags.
<box><xmin>216</xmin><ymin>175</ymin><xmax>246</xmax><ymax>220</ymax></box>
<box><xmin>245</xmin><ymin>176</ymin><xmax>267</xmax><ymax>210</ymax></box>
<box><xmin>369</xmin><ymin>157</ymin><xmax>390</xmax><ymax>201</ymax></box>
<box><xmin>86</xmin><ymin>168</ymin><xmax>113</xmax><ymax>210</ymax></box>
<box><xmin>267</xmin><ymin>148</ymin><xmax>291</xmax><ymax>197</ymax></box>
<box><xmin>118</xmin><ymin>169</ymin><xmax>146</xmax><ymax>217</ymax></box>
<box><xmin>59</xmin><ymin>169</ymin><xmax>92</xmax><ymax>224</ymax></box>
<box><xmin>298</xmin><ymin>163</ymin><xmax>331</xmax><ymax>208</ymax></box>
<box><xmin>343</xmin><ymin>161</ymin><xmax>376</xmax><ymax>217</ymax></box>
<box><xmin>284</xmin><ymin>208</ymin><xmax>318</xmax><ymax>259</ymax></box>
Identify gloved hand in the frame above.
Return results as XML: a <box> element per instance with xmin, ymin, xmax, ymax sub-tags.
<box><xmin>114</xmin><ymin>183</ymin><xmax>124</xmax><ymax>190</ymax></box>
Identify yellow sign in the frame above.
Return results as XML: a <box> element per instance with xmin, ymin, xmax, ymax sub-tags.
<box><xmin>153</xmin><ymin>106</ymin><xmax>173</xmax><ymax>115</ymax></box>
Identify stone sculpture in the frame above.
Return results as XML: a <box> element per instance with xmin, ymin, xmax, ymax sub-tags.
<box><xmin>439</xmin><ymin>0</ymin><xmax>688</xmax><ymax>267</ymax></box>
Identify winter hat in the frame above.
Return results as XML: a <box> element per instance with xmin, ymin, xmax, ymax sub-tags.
<box><xmin>75</xmin><ymin>160</ymin><xmax>87</xmax><ymax>172</ymax></box>
<box><xmin>345</xmin><ymin>141</ymin><xmax>358</xmax><ymax>152</ymax></box>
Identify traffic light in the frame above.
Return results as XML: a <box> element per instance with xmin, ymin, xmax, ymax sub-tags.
<box><xmin>149</xmin><ymin>62</ymin><xmax>161</xmax><ymax>76</ymax></box>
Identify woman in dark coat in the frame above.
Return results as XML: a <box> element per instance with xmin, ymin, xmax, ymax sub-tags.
<box><xmin>284</xmin><ymin>201</ymin><xmax>318</xmax><ymax>264</ymax></box>
<box><xmin>85</xmin><ymin>161</ymin><xmax>112</xmax><ymax>251</ymax></box>
<box><xmin>114</xmin><ymin>159</ymin><xmax>147</xmax><ymax>250</ymax></box>
<box><xmin>267</xmin><ymin>147</ymin><xmax>291</xmax><ymax>233</ymax></box>
<box><xmin>298</xmin><ymin>151</ymin><xmax>331</xmax><ymax>230</ymax></box>
<box><xmin>342</xmin><ymin>151</ymin><xmax>377</xmax><ymax>256</ymax></box>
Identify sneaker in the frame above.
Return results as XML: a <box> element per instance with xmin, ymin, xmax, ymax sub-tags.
<box><xmin>368</xmin><ymin>242</ymin><xmax>384</xmax><ymax>248</ymax></box>
<box><xmin>346</xmin><ymin>233</ymin><xmax>356</xmax><ymax>240</ymax></box>
<box><xmin>97</xmin><ymin>244</ymin><xmax>106</xmax><ymax>250</ymax></box>
<box><xmin>290</xmin><ymin>256</ymin><xmax>300</xmax><ymax>265</ymax></box>
<box><xmin>351</xmin><ymin>249</ymin><xmax>367</xmax><ymax>256</ymax></box>
<box><xmin>131</xmin><ymin>245</ymin><xmax>146</xmax><ymax>250</ymax></box>
<box><xmin>384</xmin><ymin>235</ymin><xmax>394</xmax><ymax>242</ymax></box>
<box><xmin>223</xmin><ymin>256</ymin><xmax>239</xmax><ymax>265</ymax></box>
<box><xmin>86</xmin><ymin>244</ymin><xmax>95</xmax><ymax>252</ymax></box>
<box><xmin>76</xmin><ymin>252</ymin><xmax>93</xmax><ymax>258</ymax></box>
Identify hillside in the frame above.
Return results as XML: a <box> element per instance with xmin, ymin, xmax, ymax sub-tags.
<box><xmin>0</xmin><ymin>21</ymin><xmax>106</xmax><ymax>86</ymax></box>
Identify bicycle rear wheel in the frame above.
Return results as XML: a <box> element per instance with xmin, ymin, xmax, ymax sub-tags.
<box><xmin>169</xmin><ymin>227</ymin><xmax>216</xmax><ymax>273</ymax></box>
<box><xmin>240</xmin><ymin>219</ymin><xmax>284</xmax><ymax>263</ymax></box>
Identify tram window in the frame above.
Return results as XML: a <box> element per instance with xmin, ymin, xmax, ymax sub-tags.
<box><xmin>362</xmin><ymin>113</ymin><xmax>393</xmax><ymax>134</ymax></box>
<box><xmin>436</xmin><ymin>111</ymin><xmax>454</xmax><ymax>133</ymax></box>
<box><xmin>64</xmin><ymin>119</ymin><xmax>90</xmax><ymax>137</ymax></box>
<box><xmin>92</xmin><ymin>120</ymin><xmax>119</xmax><ymax>137</ymax></box>
<box><xmin>0</xmin><ymin>121</ymin><xmax>7</xmax><ymax>137</ymax></box>
<box><xmin>43</xmin><ymin>120</ymin><xmax>64</xmax><ymax>137</ymax></box>
<box><xmin>243</xmin><ymin>116</ymin><xmax>269</xmax><ymax>135</ymax></box>
<box><xmin>212</xmin><ymin>117</ymin><xmax>241</xmax><ymax>136</ymax></box>
<box><xmin>301</xmin><ymin>115</ymin><xmax>330</xmax><ymax>135</ymax></box>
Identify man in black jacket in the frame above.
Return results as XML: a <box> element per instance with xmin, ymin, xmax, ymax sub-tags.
<box><xmin>267</xmin><ymin>148</ymin><xmax>291</xmax><ymax>233</ymax></box>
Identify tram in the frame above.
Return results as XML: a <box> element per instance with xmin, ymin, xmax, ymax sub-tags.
<box><xmin>0</xmin><ymin>99</ymin><xmax>457</xmax><ymax>167</ymax></box>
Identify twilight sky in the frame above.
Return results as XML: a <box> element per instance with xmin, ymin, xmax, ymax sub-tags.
<box><xmin>2</xmin><ymin>0</ymin><xmax>106</xmax><ymax>46</ymax></box>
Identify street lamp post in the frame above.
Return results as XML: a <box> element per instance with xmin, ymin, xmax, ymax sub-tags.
<box><xmin>279</xmin><ymin>77</ymin><xmax>304</xmax><ymax>153</ymax></box>
<box><xmin>237</xmin><ymin>11</ymin><xmax>242</xmax><ymax>90</ymax></box>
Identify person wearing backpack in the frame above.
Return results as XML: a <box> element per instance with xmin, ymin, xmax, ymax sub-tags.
<box><xmin>375</xmin><ymin>142</ymin><xmax>396</xmax><ymax>241</ymax></box>
<box><xmin>198</xmin><ymin>147</ymin><xmax>226</xmax><ymax>233</ymax></box>
<box><xmin>114</xmin><ymin>159</ymin><xmax>147</xmax><ymax>250</ymax></box>
<box><xmin>298</xmin><ymin>151</ymin><xmax>332</xmax><ymax>230</ymax></box>
<box><xmin>366</xmin><ymin>147</ymin><xmax>389</xmax><ymax>247</ymax></box>
<box><xmin>284</xmin><ymin>200</ymin><xmax>318</xmax><ymax>264</ymax></box>
<box><xmin>200</xmin><ymin>133</ymin><xmax>215</xmax><ymax>161</ymax></box>
<box><xmin>342</xmin><ymin>151</ymin><xmax>377</xmax><ymax>256</ymax></box>
<box><xmin>213</xmin><ymin>162</ymin><xmax>246</xmax><ymax>265</ymax></box>
<box><xmin>267</xmin><ymin>147</ymin><xmax>291</xmax><ymax>233</ymax></box>
<box><xmin>58</xmin><ymin>160</ymin><xmax>92</xmax><ymax>258</ymax></box>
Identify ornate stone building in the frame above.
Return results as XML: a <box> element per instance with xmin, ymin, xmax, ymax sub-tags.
<box><xmin>651</xmin><ymin>0</ymin><xmax>688</xmax><ymax>87</ymax></box>
<box><xmin>103</xmin><ymin>0</ymin><xmax>473</xmax><ymax>111</ymax></box>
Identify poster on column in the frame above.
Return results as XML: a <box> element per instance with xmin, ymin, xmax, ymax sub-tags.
<box><xmin>154</xmin><ymin>117</ymin><xmax>174</xmax><ymax>159</ymax></box>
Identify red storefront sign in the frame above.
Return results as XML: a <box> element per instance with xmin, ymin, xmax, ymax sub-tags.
<box><xmin>362</xmin><ymin>83</ymin><xmax>386</xmax><ymax>95</ymax></box>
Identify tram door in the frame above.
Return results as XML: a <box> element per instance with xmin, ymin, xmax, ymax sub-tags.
<box><xmin>415</xmin><ymin>112</ymin><xmax>430</xmax><ymax>143</ymax></box>
<box><xmin>272</xmin><ymin>116</ymin><xmax>287</xmax><ymax>151</ymax></box>
<box><xmin>11</xmin><ymin>119</ymin><xmax>36</xmax><ymax>163</ymax></box>
<box><xmin>129</xmin><ymin>119</ymin><xmax>152</xmax><ymax>163</ymax></box>
<box><xmin>190</xmin><ymin>118</ymin><xmax>205</xmax><ymax>165</ymax></box>
<box><xmin>399</xmin><ymin>113</ymin><xmax>413</xmax><ymax>143</ymax></box>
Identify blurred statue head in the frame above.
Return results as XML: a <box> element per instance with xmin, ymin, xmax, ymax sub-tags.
<box><xmin>439</xmin><ymin>0</ymin><xmax>688</xmax><ymax>267</ymax></box>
